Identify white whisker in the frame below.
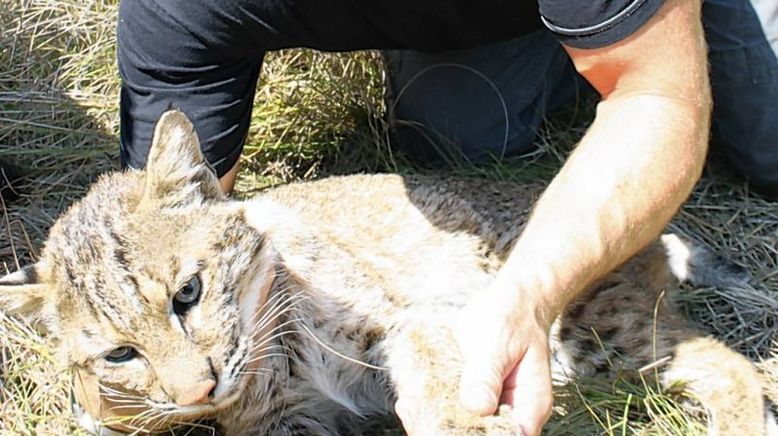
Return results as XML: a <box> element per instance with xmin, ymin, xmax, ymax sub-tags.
<box><xmin>249</xmin><ymin>344</ymin><xmax>291</xmax><ymax>357</ymax></box>
<box><xmin>249</xmin><ymin>327</ymin><xmax>300</xmax><ymax>353</ymax></box>
<box><xmin>251</xmin><ymin>310</ymin><xmax>300</xmax><ymax>341</ymax></box>
<box><xmin>176</xmin><ymin>421</ymin><xmax>219</xmax><ymax>436</ymax></box>
<box><xmin>114</xmin><ymin>408</ymin><xmax>163</xmax><ymax>435</ymax></box>
<box><xmin>250</xmin><ymin>292</ymin><xmax>307</xmax><ymax>333</ymax></box>
<box><xmin>298</xmin><ymin>323</ymin><xmax>388</xmax><ymax>371</ymax></box>
<box><xmin>107</xmin><ymin>403</ymin><xmax>148</xmax><ymax>412</ymax></box>
<box><xmin>102</xmin><ymin>395</ymin><xmax>147</xmax><ymax>405</ymax></box>
<box><xmin>251</xmin><ymin>288</ymin><xmax>302</xmax><ymax>322</ymax></box>
<box><xmin>251</xmin><ymin>319</ymin><xmax>301</xmax><ymax>349</ymax></box>
<box><xmin>98</xmin><ymin>384</ymin><xmax>135</xmax><ymax>396</ymax></box>
<box><xmin>245</xmin><ymin>352</ymin><xmax>291</xmax><ymax>364</ymax></box>
<box><xmin>250</xmin><ymin>287</ymin><xmax>295</xmax><ymax>322</ymax></box>
<box><xmin>238</xmin><ymin>369</ymin><xmax>274</xmax><ymax>377</ymax></box>
<box><xmin>257</xmin><ymin>288</ymin><xmax>306</xmax><ymax>318</ymax></box>
<box><xmin>129</xmin><ymin>407</ymin><xmax>158</xmax><ymax>423</ymax></box>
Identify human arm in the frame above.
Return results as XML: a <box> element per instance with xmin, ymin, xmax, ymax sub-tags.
<box><xmin>456</xmin><ymin>0</ymin><xmax>711</xmax><ymax>433</ymax></box>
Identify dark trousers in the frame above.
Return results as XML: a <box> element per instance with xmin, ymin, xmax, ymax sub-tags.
<box><xmin>117</xmin><ymin>0</ymin><xmax>778</xmax><ymax>195</ymax></box>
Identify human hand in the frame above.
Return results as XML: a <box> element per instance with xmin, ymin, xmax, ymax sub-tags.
<box><xmin>456</xmin><ymin>276</ymin><xmax>554</xmax><ymax>436</ymax></box>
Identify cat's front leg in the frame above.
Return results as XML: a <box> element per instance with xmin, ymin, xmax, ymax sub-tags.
<box><xmin>258</xmin><ymin>419</ymin><xmax>339</xmax><ymax>436</ymax></box>
<box><xmin>219</xmin><ymin>410</ymin><xmax>340</xmax><ymax>436</ymax></box>
<box><xmin>384</xmin><ymin>316</ymin><xmax>517</xmax><ymax>436</ymax></box>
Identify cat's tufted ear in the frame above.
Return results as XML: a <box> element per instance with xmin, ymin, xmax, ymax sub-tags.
<box><xmin>0</xmin><ymin>263</ymin><xmax>48</xmax><ymax>321</ymax></box>
<box><xmin>143</xmin><ymin>110</ymin><xmax>224</xmax><ymax>206</ymax></box>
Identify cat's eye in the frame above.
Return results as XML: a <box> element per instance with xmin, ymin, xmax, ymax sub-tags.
<box><xmin>105</xmin><ymin>346</ymin><xmax>138</xmax><ymax>363</ymax></box>
<box><xmin>173</xmin><ymin>275</ymin><xmax>202</xmax><ymax>315</ymax></box>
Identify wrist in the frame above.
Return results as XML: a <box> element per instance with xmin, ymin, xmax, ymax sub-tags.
<box><xmin>492</xmin><ymin>265</ymin><xmax>564</xmax><ymax>332</ymax></box>
<box><xmin>498</xmin><ymin>229</ymin><xmax>601</xmax><ymax>330</ymax></box>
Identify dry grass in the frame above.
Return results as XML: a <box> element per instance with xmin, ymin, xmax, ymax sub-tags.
<box><xmin>1</xmin><ymin>1</ymin><xmax>776</xmax><ymax>435</ymax></box>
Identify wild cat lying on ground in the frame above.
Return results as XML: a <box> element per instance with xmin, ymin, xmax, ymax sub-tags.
<box><xmin>0</xmin><ymin>111</ymin><xmax>774</xmax><ymax>435</ymax></box>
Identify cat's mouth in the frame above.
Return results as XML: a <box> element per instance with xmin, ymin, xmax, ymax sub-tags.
<box><xmin>204</xmin><ymin>310</ymin><xmax>271</xmax><ymax>411</ymax></box>
<box><xmin>148</xmin><ymin>382</ymin><xmax>240</xmax><ymax>416</ymax></box>
<box><xmin>210</xmin><ymin>384</ymin><xmax>243</xmax><ymax>409</ymax></box>
<box><xmin>209</xmin><ymin>364</ymin><xmax>246</xmax><ymax>409</ymax></box>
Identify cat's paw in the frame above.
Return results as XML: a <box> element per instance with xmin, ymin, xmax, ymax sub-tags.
<box><xmin>438</xmin><ymin>405</ymin><xmax>520</xmax><ymax>436</ymax></box>
<box><xmin>398</xmin><ymin>402</ymin><xmax>519</xmax><ymax>436</ymax></box>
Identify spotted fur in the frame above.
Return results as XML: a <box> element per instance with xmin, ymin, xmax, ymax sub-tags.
<box><xmin>0</xmin><ymin>111</ymin><xmax>772</xmax><ymax>435</ymax></box>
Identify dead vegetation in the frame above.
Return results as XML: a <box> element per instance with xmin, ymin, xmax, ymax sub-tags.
<box><xmin>0</xmin><ymin>1</ymin><xmax>775</xmax><ymax>434</ymax></box>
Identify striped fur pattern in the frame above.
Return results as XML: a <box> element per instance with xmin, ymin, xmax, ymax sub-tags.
<box><xmin>0</xmin><ymin>111</ymin><xmax>773</xmax><ymax>435</ymax></box>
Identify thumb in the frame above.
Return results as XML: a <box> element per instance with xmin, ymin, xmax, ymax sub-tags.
<box><xmin>458</xmin><ymin>338</ymin><xmax>509</xmax><ymax>416</ymax></box>
<box><xmin>505</xmin><ymin>339</ymin><xmax>553</xmax><ymax>436</ymax></box>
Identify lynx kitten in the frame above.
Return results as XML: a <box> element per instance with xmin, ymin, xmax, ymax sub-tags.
<box><xmin>0</xmin><ymin>111</ymin><xmax>773</xmax><ymax>435</ymax></box>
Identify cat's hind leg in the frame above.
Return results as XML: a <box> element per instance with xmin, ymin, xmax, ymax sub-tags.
<box><xmin>553</xmin><ymin>240</ymin><xmax>773</xmax><ymax>435</ymax></box>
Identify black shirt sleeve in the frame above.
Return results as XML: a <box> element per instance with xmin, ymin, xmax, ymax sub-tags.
<box><xmin>538</xmin><ymin>0</ymin><xmax>666</xmax><ymax>49</ymax></box>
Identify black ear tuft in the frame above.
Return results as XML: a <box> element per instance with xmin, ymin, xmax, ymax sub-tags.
<box><xmin>0</xmin><ymin>263</ymin><xmax>48</xmax><ymax>320</ymax></box>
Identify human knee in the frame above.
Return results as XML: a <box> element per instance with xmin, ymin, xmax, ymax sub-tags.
<box><xmin>117</xmin><ymin>0</ymin><xmax>260</xmax><ymax>178</ymax></box>
<box><xmin>384</xmin><ymin>32</ymin><xmax>576</xmax><ymax>163</ymax></box>
<box><xmin>703</xmin><ymin>0</ymin><xmax>778</xmax><ymax>197</ymax></box>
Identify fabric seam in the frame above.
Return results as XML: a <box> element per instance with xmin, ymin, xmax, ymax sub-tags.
<box><xmin>540</xmin><ymin>0</ymin><xmax>650</xmax><ymax>37</ymax></box>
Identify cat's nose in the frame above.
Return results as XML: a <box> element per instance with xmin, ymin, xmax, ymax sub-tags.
<box><xmin>176</xmin><ymin>379</ymin><xmax>216</xmax><ymax>406</ymax></box>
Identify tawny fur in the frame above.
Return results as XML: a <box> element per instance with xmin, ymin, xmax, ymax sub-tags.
<box><xmin>0</xmin><ymin>111</ymin><xmax>772</xmax><ymax>435</ymax></box>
